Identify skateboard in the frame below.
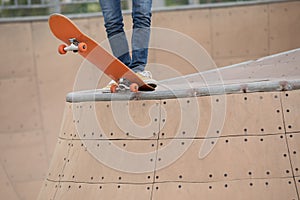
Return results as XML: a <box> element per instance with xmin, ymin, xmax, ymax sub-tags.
<box><xmin>48</xmin><ymin>14</ymin><xmax>155</xmax><ymax>93</ymax></box>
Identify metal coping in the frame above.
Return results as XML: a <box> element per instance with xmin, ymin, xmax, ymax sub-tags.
<box><xmin>0</xmin><ymin>0</ymin><xmax>295</xmax><ymax>23</ymax></box>
<box><xmin>66</xmin><ymin>79</ymin><xmax>300</xmax><ymax>102</ymax></box>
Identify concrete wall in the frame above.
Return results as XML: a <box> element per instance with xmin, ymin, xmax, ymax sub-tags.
<box><xmin>0</xmin><ymin>1</ymin><xmax>299</xmax><ymax>199</ymax></box>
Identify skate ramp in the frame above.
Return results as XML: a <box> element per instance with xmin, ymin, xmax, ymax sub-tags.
<box><xmin>38</xmin><ymin>49</ymin><xmax>300</xmax><ymax>199</ymax></box>
<box><xmin>0</xmin><ymin>1</ymin><xmax>299</xmax><ymax>199</ymax></box>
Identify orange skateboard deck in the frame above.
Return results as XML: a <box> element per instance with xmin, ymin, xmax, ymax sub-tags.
<box><xmin>48</xmin><ymin>14</ymin><xmax>155</xmax><ymax>92</ymax></box>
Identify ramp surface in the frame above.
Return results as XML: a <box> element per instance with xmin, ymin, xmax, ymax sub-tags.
<box><xmin>38</xmin><ymin>49</ymin><xmax>300</xmax><ymax>199</ymax></box>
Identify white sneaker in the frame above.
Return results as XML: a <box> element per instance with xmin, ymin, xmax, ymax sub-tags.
<box><xmin>101</xmin><ymin>79</ymin><xmax>131</xmax><ymax>93</ymax></box>
<box><xmin>136</xmin><ymin>71</ymin><xmax>157</xmax><ymax>88</ymax></box>
<box><xmin>101</xmin><ymin>71</ymin><xmax>157</xmax><ymax>93</ymax></box>
<box><xmin>101</xmin><ymin>80</ymin><xmax>117</xmax><ymax>93</ymax></box>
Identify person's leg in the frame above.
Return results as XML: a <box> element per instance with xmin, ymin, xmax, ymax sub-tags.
<box><xmin>130</xmin><ymin>0</ymin><xmax>152</xmax><ymax>72</ymax></box>
<box><xmin>99</xmin><ymin>0</ymin><xmax>131</xmax><ymax>66</ymax></box>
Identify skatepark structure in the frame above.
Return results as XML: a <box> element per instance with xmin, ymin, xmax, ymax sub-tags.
<box><xmin>38</xmin><ymin>49</ymin><xmax>300</xmax><ymax>199</ymax></box>
<box><xmin>0</xmin><ymin>0</ymin><xmax>300</xmax><ymax>199</ymax></box>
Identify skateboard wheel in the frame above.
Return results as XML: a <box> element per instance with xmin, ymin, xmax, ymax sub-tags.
<box><xmin>58</xmin><ymin>44</ymin><xmax>67</xmax><ymax>54</ymax></box>
<box><xmin>110</xmin><ymin>84</ymin><xmax>118</xmax><ymax>93</ymax></box>
<box><xmin>130</xmin><ymin>83</ymin><xmax>139</xmax><ymax>93</ymax></box>
<box><xmin>78</xmin><ymin>42</ymin><xmax>87</xmax><ymax>52</ymax></box>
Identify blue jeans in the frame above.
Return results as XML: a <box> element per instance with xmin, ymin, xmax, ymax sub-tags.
<box><xmin>99</xmin><ymin>0</ymin><xmax>152</xmax><ymax>72</ymax></box>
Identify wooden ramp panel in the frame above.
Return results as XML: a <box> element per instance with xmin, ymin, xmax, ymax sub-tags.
<box><xmin>61</xmin><ymin>140</ymin><xmax>156</xmax><ymax>184</ymax></box>
<box><xmin>37</xmin><ymin>180</ymin><xmax>58</xmax><ymax>200</ymax></box>
<box><xmin>287</xmin><ymin>133</ymin><xmax>300</xmax><ymax>177</ymax></box>
<box><xmin>38</xmin><ymin>90</ymin><xmax>300</xmax><ymax>199</ymax></box>
<box><xmin>152</xmin><ymin>178</ymin><xmax>298</xmax><ymax>200</ymax></box>
<box><xmin>282</xmin><ymin>90</ymin><xmax>300</xmax><ymax>180</ymax></box>
<box><xmin>46</xmin><ymin>139</ymin><xmax>72</xmax><ymax>182</ymax></box>
<box><xmin>59</xmin><ymin>103</ymin><xmax>77</xmax><ymax>140</ymax></box>
<box><xmin>281</xmin><ymin>90</ymin><xmax>300</xmax><ymax>133</ymax></box>
<box><xmin>71</xmin><ymin>101</ymin><xmax>160</xmax><ymax>140</ymax></box>
<box><xmin>155</xmin><ymin>135</ymin><xmax>291</xmax><ymax>182</ymax></box>
<box><xmin>159</xmin><ymin>92</ymin><xmax>284</xmax><ymax>139</ymax></box>
<box><xmin>54</xmin><ymin>182</ymin><xmax>152</xmax><ymax>200</ymax></box>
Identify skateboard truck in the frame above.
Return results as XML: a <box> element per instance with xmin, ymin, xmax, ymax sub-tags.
<box><xmin>110</xmin><ymin>78</ymin><xmax>139</xmax><ymax>93</ymax></box>
<box><xmin>58</xmin><ymin>38</ymin><xmax>87</xmax><ymax>54</ymax></box>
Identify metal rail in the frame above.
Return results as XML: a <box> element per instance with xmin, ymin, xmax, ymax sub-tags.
<box><xmin>66</xmin><ymin>79</ymin><xmax>300</xmax><ymax>102</ymax></box>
